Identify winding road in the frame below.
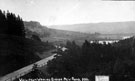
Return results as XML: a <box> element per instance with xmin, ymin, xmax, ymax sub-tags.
<box><xmin>0</xmin><ymin>53</ymin><xmax>56</xmax><ymax>81</ymax></box>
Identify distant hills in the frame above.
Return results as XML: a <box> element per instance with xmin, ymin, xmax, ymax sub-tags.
<box><xmin>49</xmin><ymin>21</ymin><xmax>135</xmax><ymax>34</ymax></box>
<box><xmin>24</xmin><ymin>21</ymin><xmax>135</xmax><ymax>45</ymax></box>
<box><xmin>24</xmin><ymin>21</ymin><xmax>51</xmax><ymax>38</ymax></box>
<box><xmin>24</xmin><ymin>21</ymin><xmax>97</xmax><ymax>45</ymax></box>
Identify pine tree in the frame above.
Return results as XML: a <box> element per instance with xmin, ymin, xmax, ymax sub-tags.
<box><xmin>0</xmin><ymin>10</ymin><xmax>25</xmax><ymax>37</ymax></box>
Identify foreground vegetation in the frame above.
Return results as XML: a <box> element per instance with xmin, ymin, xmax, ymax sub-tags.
<box><xmin>0</xmin><ymin>10</ymin><xmax>54</xmax><ymax>76</ymax></box>
<box><xmin>20</xmin><ymin>37</ymin><xmax>135</xmax><ymax>81</ymax></box>
<box><xmin>46</xmin><ymin>37</ymin><xmax>135</xmax><ymax>81</ymax></box>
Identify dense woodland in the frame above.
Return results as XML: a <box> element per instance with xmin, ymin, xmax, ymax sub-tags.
<box><xmin>0</xmin><ymin>10</ymin><xmax>25</xmax><ymax>37</ymax></box>
<box><xmin>0</xmin><ymin>10</ymin><xmax>53</xmax><ymax>76</ymax></box>
<box><xmin>46</xmin><ymin>37</ymin><xmax>135</xmax><ymax>81</ymax></box>
<box><xmin>20</xmin><ymin>37</ymin><xmax>135</xmax><ymax>81</ymax></box>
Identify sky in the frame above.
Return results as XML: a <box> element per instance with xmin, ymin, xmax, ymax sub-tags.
<box><xmin>0</xmin><ymin>0</ymin><xmax>135</xmax><ymax>26</ymax></box>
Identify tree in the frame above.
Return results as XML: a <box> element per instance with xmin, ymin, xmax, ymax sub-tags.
<box><xmin>46</xmin><ymin>38</ymin><xmax>135</xmax><ymax>80</ymax></box>
<box><xmin>31</xmin><ymin>35</ymin><xmax>41</xmax><ymax>41</ymax></box>
<box><xmin>0</xmin><ymin>10</ymin><xmax>25</xmax><ymax>37</ymax></box>
<box><xmin>0</xmin><ymin>10</ymin><xmax>7</xmax><ymax>34</ymax></box>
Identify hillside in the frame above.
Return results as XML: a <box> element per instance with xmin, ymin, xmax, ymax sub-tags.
<box><xmin>24</xmin><ymin>21</ymin><xmax>135</xmax><ymax>45</ymax></box>
<box><xmin>24</xmin><ymin>21</ymin><xmax>98</xmax><ymax>45</ymax></box>
<box><xmin>24</xmin><ymin>21</ymin><xmax>50</xmax><ymax>38</ymax></box>
<box><xmin>17</xmin><ymin>36</ymin><xmax>135</xmax><ymax>81</ymax></box>
<box><xmin>49</xmin><ymin>21</ymin><xmax>135</xmax><ymax>34</ymax></box>
<box><xmin>0</xmin><ymin>34</ymin><xmax>53</xmax><ymax>76</ymax></box>
<box><xmin>0</xmin><ymin>10</ymin><xmax>55</xmax><ymax>77</ymax></box>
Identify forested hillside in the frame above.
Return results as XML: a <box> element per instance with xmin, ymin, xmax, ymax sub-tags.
<box><xmin>0</xmin><ymin>10</ymin><xmax>53</xmax><ymax>76</ymax></box>
<box><xmin>20</xmin><ymin>37</ymin><xmax>135</xmax><ymax>81</ymax></box>
<box><xmin>46</xmin><ymin>37</ymin><xmax>135</xmax><ymax>81</ymax></box>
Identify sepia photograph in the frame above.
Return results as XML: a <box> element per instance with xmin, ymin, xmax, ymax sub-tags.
<box><xmin>0</xmin><ymin>0</ymin><xmax>135</xmax><ymax>81</ymax></box>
